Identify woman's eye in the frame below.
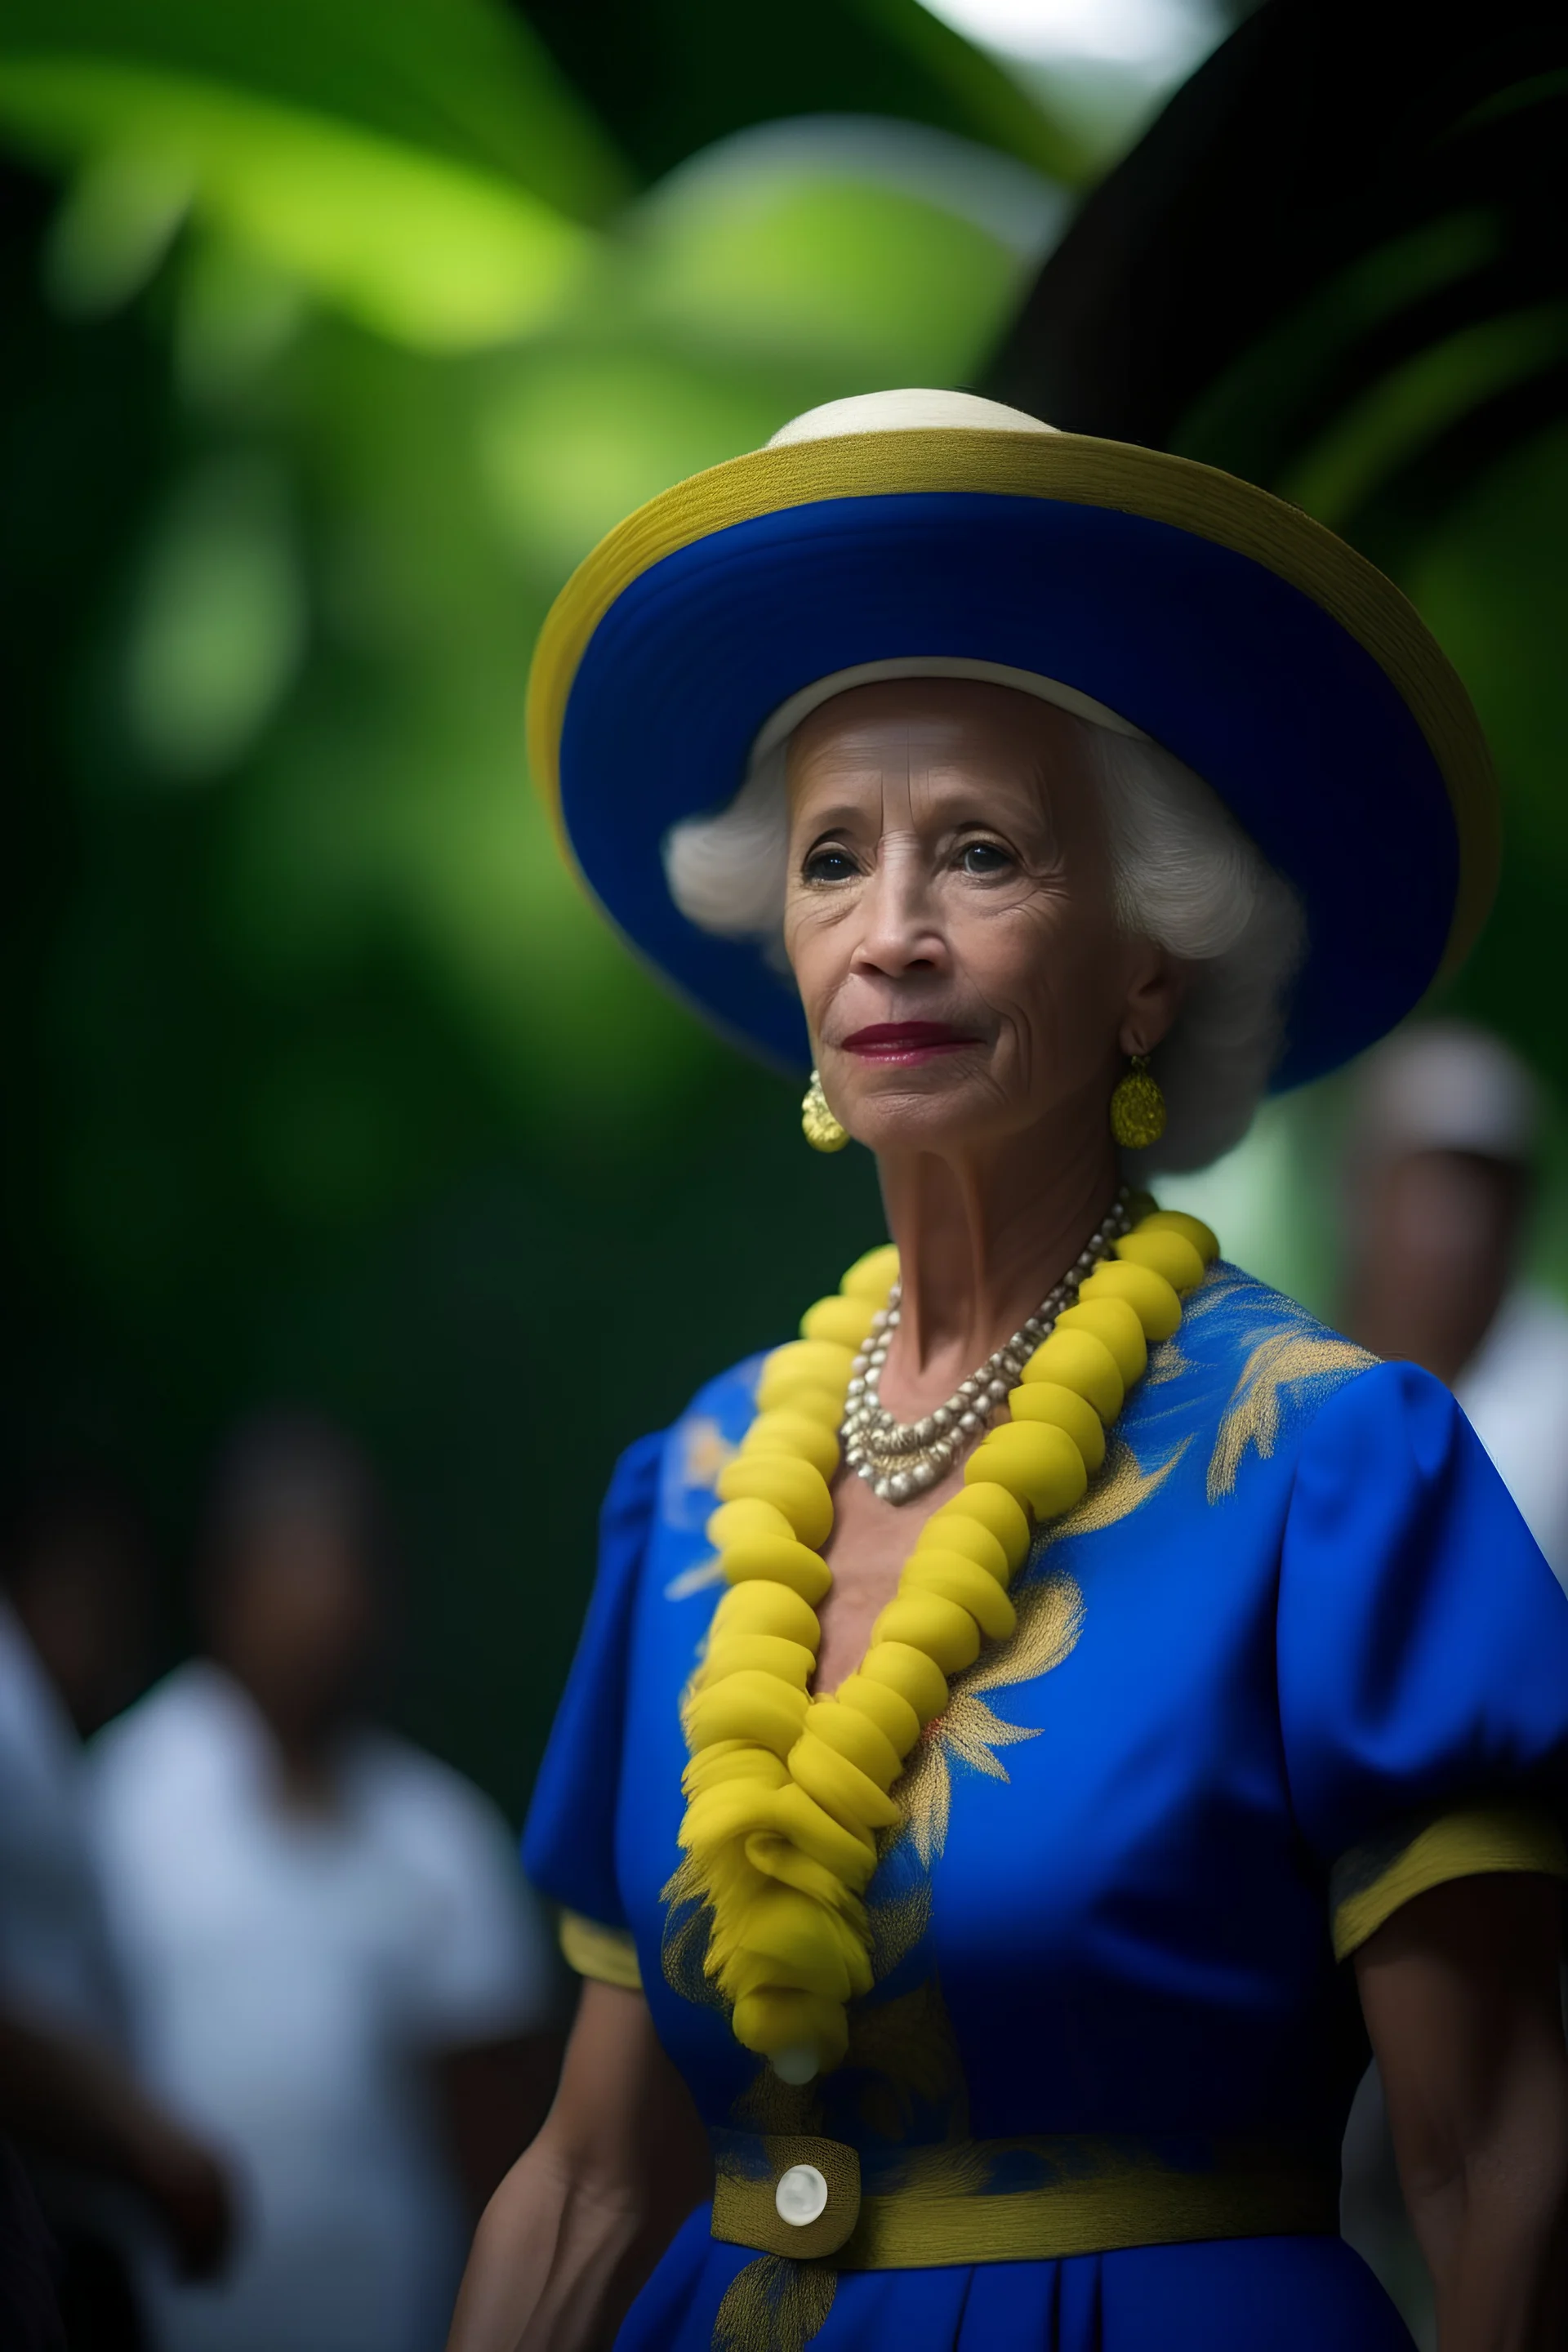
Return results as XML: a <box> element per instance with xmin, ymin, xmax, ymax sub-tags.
<box><xmin>802</xmin><ymin>847</ymin><xmax>858</xmax><ymax>884</ymax></box>
<box><xmin>957</xmin><ymin>840</ymin><xmax>1013</xmax><ymax>876</ymax></box>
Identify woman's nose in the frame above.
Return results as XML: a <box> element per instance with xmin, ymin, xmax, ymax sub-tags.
<box><xmin>850</xmin><ymin>846</ymin><xmax>945</xmax><ymax>977</ymax></box>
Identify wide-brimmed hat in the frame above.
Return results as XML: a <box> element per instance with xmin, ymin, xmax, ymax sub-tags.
<box><xmin>527</xmin><ymin>390</ymin><xmax>1496</xmax><ymax>1090</ymax></box>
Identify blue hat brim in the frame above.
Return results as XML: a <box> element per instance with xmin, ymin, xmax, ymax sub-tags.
<box><xmin>532</xmin><ymin>434</ymin><xmax>1495</xmax><ymax>1091</ymax></box>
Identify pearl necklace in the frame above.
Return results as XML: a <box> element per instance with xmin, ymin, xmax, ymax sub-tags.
<box><xmin>841</xmin><ymin>1188</ymin><xmax>1134</xmax><ymax>1503</ymax></box>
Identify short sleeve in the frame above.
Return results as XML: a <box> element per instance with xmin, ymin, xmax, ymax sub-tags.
<box><xmin>1277</xmin><ymin>1359</ymin><xmax>1568</xmax><ymax>1958</ymax></box>
<box><xmin>522</xmin><ymin>1431</ymin><xmax>664</xmax><ymax>1989</ymax></box>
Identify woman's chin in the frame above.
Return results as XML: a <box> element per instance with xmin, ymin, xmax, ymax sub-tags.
<box><xmin>836</xmin><ymin>1078</ymin><xmax>997</xmax><ymax>1157</ymax></box>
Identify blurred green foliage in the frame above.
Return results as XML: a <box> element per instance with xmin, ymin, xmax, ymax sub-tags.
<box><xmin>3</xmin><ymin>0</ymin><xmax>1566</xmax><ymax>1815</ymax></box>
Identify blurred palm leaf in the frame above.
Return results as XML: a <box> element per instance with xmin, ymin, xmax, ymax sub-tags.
<box><xmin>0</xmin><ymin>0</ymin><xmax>626</xmax><ymax>345</ymax></box>
<box><xmin>987</xmin><ymin>0</ymin><xmax>1568</xmax><ymax>1088</ymax></box>
<box><xmin>988</xmin><ymin>0</ymin><xmax>1568</xmax><ymax>506</ymax></box>
<box><xmin>0</xmin><ymin>0</ymin><xmax>625</xmax><ymax>207</ymax></box>
<box><xmin>518</xmin><ymin>0</ymin><xmax>1094</xmax><ymax>187</ymax></box>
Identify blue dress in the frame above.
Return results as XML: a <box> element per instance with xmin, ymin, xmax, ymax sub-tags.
<box><xmin>524</xmin><ymin>1267</ymin><xmax>1568</xmax><ymax>2351</ymax></box>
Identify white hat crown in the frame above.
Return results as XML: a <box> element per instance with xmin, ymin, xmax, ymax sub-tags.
<box><xmin>768</xmin><ymin>387</ymin><xmax>1059</xmax><ymax>448</ymax></box>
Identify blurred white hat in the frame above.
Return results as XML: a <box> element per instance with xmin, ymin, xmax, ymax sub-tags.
<box><xmin>1353</xmin><ymin>1019</ymin><xmax>1540</xmax><ymax>1166</ymax></box>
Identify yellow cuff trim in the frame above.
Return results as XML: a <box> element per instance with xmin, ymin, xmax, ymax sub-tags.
<box><xmin>1330</xmin><ymin>1802</ymin><xmax>1568</xmax><ymax>1961</ymax></box>
<box><xmin>559</xmin><ymin>1909</ymin><xmax>643</xmax><ymax>1990</ymax></box>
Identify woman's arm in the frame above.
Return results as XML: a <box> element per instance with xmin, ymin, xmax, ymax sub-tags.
<box><xmin>445</xmin><ymin>1980</ymin><xmax>712</xmax><ymax>2352</ymax></box>
<box><xmin>438</xmin><ymin>2029</ymin><xmax>565</xmax><ymax>2218</ymax></box>
<box><xmin>1356</xmin><ymin>1873</ymin><xmax>1568</xmax><ymax>2351</ymax></box>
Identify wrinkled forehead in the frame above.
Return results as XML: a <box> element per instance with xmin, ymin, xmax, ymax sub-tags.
<box><xmin>784</xmin><ymin>677</ymin><xmax>1100</xmax><ymax>827</ymax></box>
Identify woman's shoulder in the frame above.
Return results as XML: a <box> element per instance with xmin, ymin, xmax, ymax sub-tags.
<box><xmin>666</xmin><ymin>1349</ymin><xmax>769</xmax><ymax>1464</ymax></box>
<box><xmin>1142</xmin><ymin>1260</ymin><xmax>1373</xmax><ymax>1401</ymax></box>
<box><xmin>1163</xmin><ymin>1263</ymin><xmax>1535</xmax><ymax>1523</ymax></box>
<box><xmin>1120</xmin><ymin>1260</ymin><xmax>1387</xmax><ymax>1508</ymax></box>
<box><xmin>1174</xmin><ymin>1260</ymin><xmax>1372</xmax><ymax>1380</ymax></box>
<box><xmin>615</xmin><ymin>1350</ymin><xmax>768</xmax><ymax>1552</ymax></box>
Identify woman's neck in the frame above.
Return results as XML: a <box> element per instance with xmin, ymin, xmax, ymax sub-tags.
<box><xmin>875</xmin><ymin>1109</ymin><xmax>1120</xmax><ymax>1417</ymax></box>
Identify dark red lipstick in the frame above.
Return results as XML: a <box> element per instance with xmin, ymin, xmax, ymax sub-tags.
<box><xmin>841</xmin><ymin>1022</ymin><xmax>982</xmax><ymax>1066</ymax></box>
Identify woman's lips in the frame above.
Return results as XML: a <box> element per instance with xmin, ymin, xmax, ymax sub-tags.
<box><xmin>840</xmin><ymin>1022</ymin><xmax>982</xmax><ymax>1066</ymax></box>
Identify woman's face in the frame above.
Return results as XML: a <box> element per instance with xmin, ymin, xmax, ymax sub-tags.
<box><xmin>782</xmin><ymin>679</ymin><xmax>1183</xmax><ymax>1161</ymax></box>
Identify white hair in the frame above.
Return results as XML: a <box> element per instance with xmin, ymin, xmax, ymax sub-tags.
<box><xmin>662</xmin><ymin>707</ymin><xmax>1303</xmax><ymax>1175</ymax></box>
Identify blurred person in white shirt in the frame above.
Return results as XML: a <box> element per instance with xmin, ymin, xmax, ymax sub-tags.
<box><xmin>1339</xmin><ymin>1020</ymin><xmax>1568</xmax><ymax>2347</ymax></box>
<box><xmin>89</xmin><ymin>1418</ymin><xmax>559</xmax><ymax>2352</ymax></box>
<box><xmin>0</xmin><ymin>1470</ymin><xmax>231</xmax><ymax>2348</ymax></box>
<box><xmin>1343</xmin><ymin>1018</ymin><xmax>1568</xmax><ymax>1584</ymax></box>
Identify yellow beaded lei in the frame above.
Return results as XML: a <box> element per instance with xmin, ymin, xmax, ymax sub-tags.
<box><xmin>677</xmin><ymin>1204</ymin><xmax>1220</xmax><ymax>2084</ymax></box>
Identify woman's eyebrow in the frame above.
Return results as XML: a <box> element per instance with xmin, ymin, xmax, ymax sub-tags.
<box><xmin>789</xmin><ymin>797</ymin><xmax>870</xmax><ymax>835</ymax></box>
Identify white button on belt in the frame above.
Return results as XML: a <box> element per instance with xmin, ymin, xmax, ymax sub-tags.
<box><xmin>774</xmin><ymin>2163</ymin><xmax>829</xmax><ymax>2228</ymax></box>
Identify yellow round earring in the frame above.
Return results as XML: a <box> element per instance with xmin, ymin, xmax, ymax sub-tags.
<box><xmin>801</xmin><ymin>1069</ymin><xmax>849</xmax><ymax>1153</ymax></box>
<box><xmin>1109</xmin><ymin>1053</ymin><xmax>1166</xmax><ymax>1150</ymax></box>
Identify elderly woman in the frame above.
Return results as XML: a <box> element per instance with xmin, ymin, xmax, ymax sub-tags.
<box><xmin>449</xmin><ymin>393</ymin><xmax>1568</xmax><ymax>2352</ymax></box>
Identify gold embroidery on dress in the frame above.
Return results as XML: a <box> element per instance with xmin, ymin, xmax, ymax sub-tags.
<box><xmin>867</xmin><ymin>1429</ymin><xmax>1187</xmax><ymax>1984</ymax></box>
<box><xmin>1058</xmin><ymin>1432</ymin><xmax>1191</xmax><ymax>1543</ymax></box>
<box><xmin>891</xmin><ymin>1573</ymin><xmax>1083</xmax><ymax>1874</ymax></box>
<box><xmin>1179</xmin><ymin>1264</ymin><xmax>1247</xmax><ymax>1324</ymax></box>
<box><xmin>888</xmin><ymin>1435</ymin><xmax>1187</xmax><ymax>1875</ymax></box>
<box><xmin>1206</xmin><ymin>1321</ymin><xmax>1374</xmax><ymax>1503</ymax></box>
<box><xmin>682</xmin><ymin>1416</ymin><xmax>738</xmax><ymax>1493</ymax></box>
<box><xmin>662</xmin><ymin>1850</ymin><xmax>728</xmax><ymax>2015</ymax></box>
<box><xmin>1143</xmin><ymin>1332</ymin><xmax>1191</xmax><ymax>1387</ymax></box>
<box><xmin>732</xmin><ymin>2065</ymin><xmax>824</xmax><ymax>2139</ymax></box>
<box><xmin>1139</xmin><ymin>1260</ymin><xmax>1233</xmax><ymax>1386</ymax></box>
<box><xmin>712</xmin><ymin>2254</ymin><xmax>836</xmax><ymax>2352</ymax></box>
<box><xmin>865</xmin><ymin>1853</ymin><xmax>932</xmax><ymax>1985</ymax></box>
<box><xmin>666</xmin><ymin>1552</ymin><xmax>726</xmax><ymax>1601</ymax></box>
<box><xmin>844</xmin><ymin>1977</ymin><xmax>970</xmax><ymax>2146</ymax></box>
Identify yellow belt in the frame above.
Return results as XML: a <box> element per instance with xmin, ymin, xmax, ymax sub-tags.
<box><xmin>710</xmin><ymin>2129</ymin><xmax>1340</xmax><ymax>2268</ymax></box>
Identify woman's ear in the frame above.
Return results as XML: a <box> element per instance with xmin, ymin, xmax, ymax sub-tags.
<box><xmin>1117</xmin><ymin>947</ymin><xmax>1187</xmax><ymax>1059</ymax></box>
